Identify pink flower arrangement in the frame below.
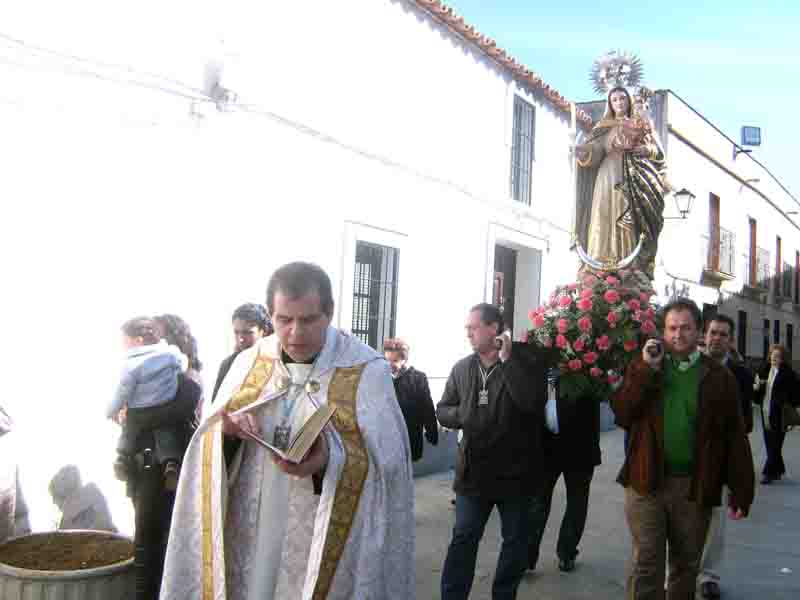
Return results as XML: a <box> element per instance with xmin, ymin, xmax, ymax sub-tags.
<box><xmin>525</xmin><ymin>268</ymin><xmax>659</xmax><ymax>401</ymax></box>
<box><xmin>578</xmin><ymin>316</ymin><xmax>592</xmax><ymax>333</ymax></box>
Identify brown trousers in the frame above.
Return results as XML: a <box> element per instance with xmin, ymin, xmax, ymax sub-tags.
<box><xmin>624</xmin><ymin>477</ymin><xmax>711</xmax><ymax>600</ymax></box>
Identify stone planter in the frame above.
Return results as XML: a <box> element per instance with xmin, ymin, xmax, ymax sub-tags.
<box><xmin>0</xmin><ymin>530</ymin><xmax>134</xmax><ymax>600</ymax></box>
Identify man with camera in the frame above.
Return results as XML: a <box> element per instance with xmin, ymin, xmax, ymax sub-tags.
<box><xmin>612</xmin><ymin>298</ymin><xmax>755</xmax><ymax>600</ymax></box>
<box><xmin>437</xmin><ymin>303</ymin><xmax>548</xmax><ymax>600</ymax></box>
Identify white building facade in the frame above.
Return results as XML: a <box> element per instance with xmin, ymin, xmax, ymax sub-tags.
<box><xmin>2</xmin><ymin>0</ymin><xmax>584</xmax><ymax>527</ymax></box>
<box><xmin>652</xmin><ymin>91</ymin><xmax>800</xmax><ymax>366</ymax></box>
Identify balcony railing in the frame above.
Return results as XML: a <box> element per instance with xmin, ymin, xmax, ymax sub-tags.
<box><xmin>782</xmin><ymin>262</ymin><xmax>793</xmax><ymax>298</ymax></box>
<box><xmin>746</xmin><ymin>247</ymin><xmax>771</xmax><ymax>288</ymax></box>
<box><xmin>719</xmin><ymin>227</ymin><xmax>735</xmax><ymax>275</ymax></box>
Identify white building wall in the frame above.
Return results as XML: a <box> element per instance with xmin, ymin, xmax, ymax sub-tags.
<box><xmin>655</xmin><ymin>91</ymin><xmax>800</xmax><ymax>363</ymax></box>
<box><xmin>0</xmin><ymin>0</ymin><xmax>579</xmax><ymax>530</ymax></box>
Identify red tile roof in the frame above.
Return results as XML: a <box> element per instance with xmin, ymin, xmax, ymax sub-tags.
<box><xmin>413</xmin><ymin>0</ymin><xmax>593</xmax><ymax>129</ymax></box>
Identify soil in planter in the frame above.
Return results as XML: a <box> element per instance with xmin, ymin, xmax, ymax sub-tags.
<box><xmin>0</xmin><ymin>532</ymin><xmax>134</xmax><ymax>571</ymax></box>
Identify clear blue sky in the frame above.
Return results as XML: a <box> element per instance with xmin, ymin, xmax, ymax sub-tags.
<box><xmin>446</xmin><ymin>0</ymin><xmax>800</xmax><ymax>198</ymax></box>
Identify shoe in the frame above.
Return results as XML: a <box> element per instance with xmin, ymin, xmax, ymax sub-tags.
<box><xmin>558</xmin><ymin>558</ymin><xmax>576</xmax><ymax>572</ymax></box>
<box><xmin>163</xmin><ymin>461</ymin><xmax>180</xmax><ymax>491</ymax></box>
<box><xmin>701</xmin><ymin>581</ymin><xmax>721</xmax><ymax>598</ymax></box>
<box><xmin>113</xmin><ymin>455</ymin><xmax>130</xmax><ymax>482</ymax></box>
<box><xmin>760</xmin><ymin>475</ymin><xmax>773</xmax><ymax>485</ymax></box>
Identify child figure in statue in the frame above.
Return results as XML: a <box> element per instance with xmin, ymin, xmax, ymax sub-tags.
<box><xmin>107</xmin><ymin>316</ymin><xmax>186</xmax><ymax>491</ymax></box>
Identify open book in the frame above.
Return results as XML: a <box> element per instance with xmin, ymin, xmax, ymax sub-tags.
<box><xmin>241</xmin><ymin>403</ymin><xmax>337</xmax><ymax>464</ymax></box>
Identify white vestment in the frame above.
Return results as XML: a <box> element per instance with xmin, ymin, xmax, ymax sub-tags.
<box><xmin>160</xmin><ymin>327</ymin><xmax>415</xmax><ymax>600</ymax></box>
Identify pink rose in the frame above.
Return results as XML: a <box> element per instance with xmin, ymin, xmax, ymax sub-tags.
<box><xmin>583</xmin><ymin>351</ymin><xmax>598</xmax><ymax>365</ymax></box>
<box><xmin>604</xmin><ymin>289</ymin><xmax>621</xmax><ymax>304</ymax></box>
<box><xmin>590</xmin><ymin>367</ymin><xmax>603</xmax><ymax>378</ymax></box>
<box><xmin>533</xmin><ymin>314</ymin><xmax>546</xmax><ymax>329</ymax></box>
<box><xmin>557</xmin><ymin>319</ymin><xmax>569</xmax><ymax>334</ymax></box>
<box><xmin>567</xmin><ymin>283</ymin><xmax>579</xmax><ymax>290</ymax></box>
<box><xmin>633</xmin><ymin>310</ymin><xmax>643</xmax><ymax>323</ymax></box>
<box><xmin>623</xmin><ymin>339</ymin><xmax>638</xmax><ymax>352</ymax></box>
<box><xmin>582</xmin><ymin>275</ymin><xmax>597</xmax><ymax>287</ymax></box>
<box><xmin>605</xmin><ymin>275</ymin><xmax>619</xmax><ymax>286</ymax></box>
<box><xmin>645</xmin><ymin>307</ymin><xmax>655</xmax><ymax>319</ymax></box>
<box><xmin>555</xmin><ymin>334</ymin><xmax>568</xmax><ymax>349</ymax></box>
<box><xmin>639</xmin><ymin>292</ymin><xmax>650</xmax><ymax>303</ymax></box>
<box><xmin>607</xmin><ymin>312</ymin><xmax>618</xmax><ymax>328</ymax></box>
<box><xmin>559</xmin><ymin>296</ymin><xmax>573</xmax><ymax>308</ymax></box>
<box><xmin>550</xmin><ymin>299</ymin><xmax>558</xmax><ymax>308</ymax></box>
<box><xmin>578</xmin><ymin>316</ymin><xmax>592</xmax><ymax>333</ymax></box>
<box><xmin>577</xmin><ymin>298</ymin><xmax>593</xmax><ymax>312</ymax></box>
<box><xmin>580</xmin><ymin>287</ymin><xmax>594</xmax><ymax>299</ymax></box>
<box><xmin>568</xmin><ymin>359</ymin><xmax>583</xmax><ymax>371</ymax></box>
<box><xmin>542</xmin><ymin>337</ymin><xmax>553</xmax><ymax>348</ymax></box>
<box><xmin>596</xmin><ymin>335</ymin><xmax>611</xmax><ymax>351</ymax></box>
<box><xmin>573</xmin><ymin>338</ymin><xmax>586</xmax><ymax>352</ymax></box>
<box><xmin>627</xmin><ymin>299</ymin><xmax>641</xmax><ymax>311</ymax></box>
<box><xmin>608</xmin><ymin>372</ymin><xmax>621</xmax><ymax>385</ymax></box>
<box><xmin>641</xmin><ymin>320</ymin><xmax>657</xmax><ymax>335</ymax></box>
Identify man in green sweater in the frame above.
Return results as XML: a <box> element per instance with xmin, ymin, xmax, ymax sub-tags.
<box><xmin>612</xmin><ymin>298</ymin><xmax>755</xmax><ymax>600</ymax></box>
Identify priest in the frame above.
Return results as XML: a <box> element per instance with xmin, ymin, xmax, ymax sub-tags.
<box><xmin>159</xmin><ymin>261</ymin><xmax>414</xmax><ymax>600</ymax></box>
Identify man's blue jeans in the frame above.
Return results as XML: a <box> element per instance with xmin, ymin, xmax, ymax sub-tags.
<box><xmin>441</xmin><ymin>494</ymin><xmax>531</xmax><ymax>600</ymax></box>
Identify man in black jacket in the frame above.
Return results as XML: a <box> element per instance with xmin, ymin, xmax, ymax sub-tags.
<box><xmin>698</xmin><ymin>314</ymin><xmax>755</xmax><ymax>599</ymax></box>
<box><xmin>384</xmin><ymin>338</ymin><xmax>438</xmax><ymax>462</ymax></box>
<box><xmin>437</xmin><ymin>303</ymin><xmax>547</xmax><ymax>600</ymax></box>
<box><xmin>527</xmin><ymin>370</ymin><xmax>601</xmax><ymax>574</ymax></box>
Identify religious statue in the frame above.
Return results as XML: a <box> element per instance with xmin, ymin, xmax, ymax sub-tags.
<box><xmin>573</xmin><ymin>52</ymin><xmax>670</xmax><ymax>278</ymax></box>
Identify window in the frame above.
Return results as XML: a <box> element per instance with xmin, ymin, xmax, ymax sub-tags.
<box><xmin>510</xmin><ymin>95</ymin><xmax>535</xmax><ymax>205</ymax></box>
<box><xmin>763</xmin><ymin>319</ymin><xmax>770</xmax><ymax>359</ymax></box>
<box><xmin>788</xmin><ymin>324</ymin><xmax>794</xmax><ymax>359</ymax></box>
<box><xmin>748</xmin><ymin>218</ymin><xmax>757</xmax><ymax>285</ymax></box>
<box><xmin>774</xmin><ymin>319</ymin><xmax>781</xmax><ymax>345</ymax></box>
<box><xmin>737</xmin><ymin>310</ymin><xmax>748</xmax><ymax>358</ymax></box>
<box><xmin>351</xmin><ymin>241</ymin><xmax>399</xmax><ymax>350</ymax></box>
<box><xmin>775</xmin><ymin>236</ymin><xmax>783</xmax><ymax>296</ymax></box>
<box><xmin>707</xmin><ymin>194</ymin><xmax>720</xmax><ymax>271</ymax></box>
<box><xmin>719</xmin><ymin>228</ymin><xmax>735</xmax><ymax>275</ymax></box>
<box><xmin>796</xmin><ymin>251</ymin><xmax>800</xmax><ymax>304</ymax></box>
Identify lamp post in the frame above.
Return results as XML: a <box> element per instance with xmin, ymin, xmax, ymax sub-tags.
<box><xmin>665</xmin><ymin>188</ymin><xmax>695</xmax><ymax>220</ymax></box>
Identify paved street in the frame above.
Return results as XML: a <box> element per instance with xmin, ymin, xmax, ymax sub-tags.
<box><xmin>414</xmin><ymin>423</ymin><xmax>800</xmax><ymax>599</ymax></box>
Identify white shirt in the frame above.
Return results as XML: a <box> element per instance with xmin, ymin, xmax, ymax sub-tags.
<box><xmin>765</xmin><ymin>366</ymin><xmax>778</xmax><ymax>424</ymax></box>
<box><xmin>545</xmin><ymin>380</ymin><xmax>559</xmax><ymax>434</ymax></box>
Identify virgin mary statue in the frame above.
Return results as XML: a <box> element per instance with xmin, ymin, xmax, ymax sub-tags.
<box><xmin>574</xmin><ymin>86</ymin><xmax>668</xmax><ymax>278</ymax></box>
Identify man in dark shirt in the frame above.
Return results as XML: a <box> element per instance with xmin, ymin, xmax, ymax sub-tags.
<box><xmin>698</xmin><ymin>314</ymin><xmax>755</xmax><ymax>599</ymax></box>
<box><xmin>437</xmin><ymin>303</ymin><xmax>547</xmax><ymax>600</ymax></box>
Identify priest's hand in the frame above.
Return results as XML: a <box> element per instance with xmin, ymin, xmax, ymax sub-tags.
<box><xmin>221</xmin><ymin>410</ymin><xmax>262</xmax><ymax>439</ymax></box>
<box><xmin>269</xmin><ymin>434</ymin><xmax>329</xmax><ymax>479</ymax></box>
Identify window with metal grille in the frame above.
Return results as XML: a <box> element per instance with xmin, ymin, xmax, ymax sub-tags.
<box><xmin>352</xmin><ymin>241</ymin><xmax>399</xmax><ymax>350</ymax></box>
<box><xmin>510</xmin><ymin>96</ymin><xmax>535</xmax><ymax>205</ymax></box>
<box><xmin>719</xmin><ymin>228</ymin><xmax>735</xmax><ymax>275</ymax></box>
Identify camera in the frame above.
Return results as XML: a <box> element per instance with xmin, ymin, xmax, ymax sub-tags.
<box><xmin>646</xmin><ymin>339</ymin><xmax>663</xmax><ymax>358</ymax></box>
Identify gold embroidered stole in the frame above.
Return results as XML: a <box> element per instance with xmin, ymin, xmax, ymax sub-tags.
<box><xmin>198</xmin><ymin>354</ymin><xmax>368</xmax><ymax>600</ymax></box>
<box><xmin>201</xmin><ymin>350</ymin><xmax>275</xmax><ymax>600</ymax></box>
<box><xmin>312</xmin><ymin>364</ymin><xmax>369</xmax><ymax>600</ymax></box>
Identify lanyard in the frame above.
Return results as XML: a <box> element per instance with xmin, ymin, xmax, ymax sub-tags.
<box><xmin>478</xmin><ymin>362</ymin><xmax>500</xmax><ymax>391</ymax></box>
